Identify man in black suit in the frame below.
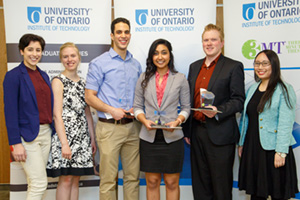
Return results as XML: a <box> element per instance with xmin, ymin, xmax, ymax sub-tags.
<box><xmin>183</xmin><ymin>24</ymin><xmax>245</xmax><ymax>200</ymax></box>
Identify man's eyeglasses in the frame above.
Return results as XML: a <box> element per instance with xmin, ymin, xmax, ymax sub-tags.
<box><xmin>253</xmin><ymin>61</ymin><xmax>271</xmax><ymax>68</ymax></box>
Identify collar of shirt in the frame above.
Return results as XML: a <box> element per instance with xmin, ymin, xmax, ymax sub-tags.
<box><xmin>109</xmin><ymin>47</ymin><xmax>132</xmax><ymax>61</ymax></box>
<box><xmin>155</xmin><ymin>69</ymin><xmax>169</xmax><ymax>79</ymax></box>
<box><xmin>85</xmin><ymin>48</ymin><xmax>142</xmax><ymax>119</ymax></box>
<box><xmin>155</xmin><ymin>69</ymin><xmax>170</xmax><ymax>107</ymax></box>
<box><xmin>203</xmin><ymin>53</ymin><xmax>222</xmax><ymax>68</ymax></box>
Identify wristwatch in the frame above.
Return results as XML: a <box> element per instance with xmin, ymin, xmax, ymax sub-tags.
<box><xmin>276</xmin><ymin>152</ymin><xmax>287</xmax><ymax>158</ymax></box>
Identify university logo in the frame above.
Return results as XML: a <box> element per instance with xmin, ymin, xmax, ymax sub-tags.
<box><xmin>242</xmin><ymin>40</ymin><xmax>261</xmax><ymax>59</ymax></box>
<box><xmin>242</xmin><ymin>3</ymin><xmax>255</xmax><ymax>21</ymax></box>
<box><xmin>27</xmin><ymin>7</ymin><xmax>41</xmax><ymax>24</ymax></box>
<box><xmin>135</xmin><ymin>9</ymin><xmax>148</xmax><ymax>26</ymax></box>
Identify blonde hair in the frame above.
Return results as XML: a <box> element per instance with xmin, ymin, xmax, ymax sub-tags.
<box><xmin>59</xmin><ymin>42</ymin><xmax>81</xmax><ymax>61</ymax></box>
<box><xmin>202</xmin><ymin>24</ymin><xmax>224</xmax><ymax>42</ymax></box>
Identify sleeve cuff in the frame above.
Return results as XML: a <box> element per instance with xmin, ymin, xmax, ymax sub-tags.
<box><xmin>178</xmin><ymin>111</ymin><xmax>189</xmax><ymax>123</ymax></box>
<box><xmin>134</xmin><ymin>110</ymin><xmax>145</xmax><ymax>121</ymax></box>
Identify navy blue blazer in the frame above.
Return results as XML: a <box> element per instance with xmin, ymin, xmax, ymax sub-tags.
<box><xmin>3</xmin><ymin>62</ymin><xmax>54</xmax><ymax>145</ymax></box>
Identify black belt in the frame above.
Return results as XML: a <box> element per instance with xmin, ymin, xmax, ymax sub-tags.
<box><xmin>98</xmin><ymin>117</ymin><xmax>134</xmax><ymax>125</ymax></box>
<box><xmin>193</xmin><ymin>119</ymin><xmax>206</xmax><ymax>126</ymax></box>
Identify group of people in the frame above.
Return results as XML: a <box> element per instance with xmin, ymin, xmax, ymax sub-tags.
<box><xmin>3</xmin><ymin>17</ymin><xmax>298</xmax><ymax>200</ymax></box>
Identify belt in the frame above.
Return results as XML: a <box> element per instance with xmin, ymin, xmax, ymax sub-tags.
<box><xmin>193</xmin><ymin>119</ymin><xmax>206</xmax><ymax>126</ymax></box>
<box><xmin>98</xmin><ymin>117</ymin><xmax>134</xmax><ymax>125</ymax></box>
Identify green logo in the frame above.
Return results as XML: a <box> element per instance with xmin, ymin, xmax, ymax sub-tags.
<box><xmin>242</xmin><ymin>40</ymin><xmax>261</xmax><ymax>59</ymax></box>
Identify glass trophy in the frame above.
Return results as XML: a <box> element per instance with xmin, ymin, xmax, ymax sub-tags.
<box><xmin>191</xmin><ymin>88</ymin><xmax>222</xmax><ymax>113</ymax></box>
<box><xmin>200</xmin><ymin>88</ymin><xmax>215</xmax><ymax>107</ymax></box>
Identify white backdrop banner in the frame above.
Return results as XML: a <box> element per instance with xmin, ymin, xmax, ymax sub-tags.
<box><xmin>114</xmin><ymin>0</ymin><xmax>216</xmax><ymax>75</ymax></box>
<box><xmin>3</xmin><ymin>0</ymin><xmax>111</xmax><ymax>199</ymax></box>
<box><xmin>224</xmin><ymin>0</ymin><xmax>300</xmax><ymax>199</ymax></box>
<box><xmin>3</xmin><ymin>0</ymin><xmax>111</xmax><ymax>78</ymax></box>
<box><xmin>114</xmin><ymin>0</ymin><xmax>216</xmax><ymax>199</ymax></box>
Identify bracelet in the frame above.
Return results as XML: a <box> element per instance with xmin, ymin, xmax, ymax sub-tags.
<box><xmin>176</xmin><ymin>118</ymin><xmax>183</xmax><ymax>125</ymax></box>
<box><xmin>276</xmin><ymin>152</ymin><xmax>287</xmax><ymax>158</ymax></box>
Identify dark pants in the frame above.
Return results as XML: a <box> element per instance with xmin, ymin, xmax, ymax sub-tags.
<box><xmin>251</xmin><ymin>195</ymin><xmax>287</xmax><ymax>200</ymax></box>
<box><xmin>191</xmin><ymin>121</ymin><xmax>235</xmax><ymax>200</ymax></box>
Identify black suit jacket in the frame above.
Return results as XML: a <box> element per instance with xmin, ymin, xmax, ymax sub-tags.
<box><xmin>183</xmin><ymin>54</ymin><xmax>245</xmax><ymax>145</ymax></box>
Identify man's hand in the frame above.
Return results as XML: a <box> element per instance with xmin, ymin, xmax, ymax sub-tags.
<box><xmin>201</xmin><ymin>105</ymin><xmax>217</xmax><ymax>118</ymax></box>
<box><xmin>124</xmin><ymin>108</ymin><xmax>135</xmax><ymax>119</ymax></box>
<box><xmin>110</xmin><ymin>107</ymin><xmax>126</xmax><ymax>120</ymax></box>
<box><xmin>184</xmin><ymin>137</ymin><xmax>191</xmax><ymax>145</ymax></box>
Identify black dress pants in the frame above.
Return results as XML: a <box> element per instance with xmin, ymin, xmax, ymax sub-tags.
<box><xmin>251</xmin><ymin>194</ymin><xmax>286</xmax><ymax>200</ymax></box>
<box><xmin>191</xmin><ymin>121</ymin><xmax>235</xmax><ymax>200</ymax></box>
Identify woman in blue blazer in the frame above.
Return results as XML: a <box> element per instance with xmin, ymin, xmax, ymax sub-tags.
<box><xmin>3</xmin><ymin>34</ymin><xmax>54</xmax><ymax>200</ymax></box>
<box><xmin>238</xmin><ymin>49</ymin><xmax>298</xmax><ymax>200</ymax></box>
<box><xmin>133</xmin><ymin>39</ymin><xmax>190</xmax><ymax>200</ymax></box>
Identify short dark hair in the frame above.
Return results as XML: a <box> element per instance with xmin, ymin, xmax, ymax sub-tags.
<box><xmin>111</xmin><ymin>17</ymin><xmax>130</xmax><ymax>34</ymax></box>
<box><xmin>18</xmin><ymin>33</ymin><xmax>46</xmax><ymax>51</ymax></box>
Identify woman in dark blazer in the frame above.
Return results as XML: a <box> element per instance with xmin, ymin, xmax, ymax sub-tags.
<box><xmin>133</xmin><ymin>39</ymin><xmax>190</xmax><ymax>200</ymax></box>
<box><xmin>3</xmin><ymin>33</ymin><xmax>54</xmax><ymax>200</ymax></box>
<box><xmin>238</xmin><ymin>49</ymin><xmax>298</xmax><ymax>200</ymax></box>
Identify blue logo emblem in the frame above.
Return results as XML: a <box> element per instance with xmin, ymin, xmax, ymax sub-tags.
<box><xmin>135</xmin><ymin>9</ymin><xmax>148</xmax><ymax>26</ymax></box>
<box><xmin>242</xmin><ymin>3</ymin><xmax>255</xmax><ymax>21</ymax></box>
<box><xmin>292</xmin><ymin>122</ymin><xmax>300</xmax><ymax>149</ymax></box>
<box><xmin>27</xmin><ymin>7</ymin><xmax>41</xmax><ymax>24</ymax></box>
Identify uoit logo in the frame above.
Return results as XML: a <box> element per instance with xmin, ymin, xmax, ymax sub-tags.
<box><xmin>242</xmin><ymin>3</ymin><xmax>255</xmax><ymax>21</ymax></box>
<box><xmin>27</xmin><ymin>7</ymin><xmax>41</xmax><ymax>24</ymax></box>
<box><xmin>135</xmin><ymin>9</ymin><xmax>148</xmax><ymax>26</ymax></box>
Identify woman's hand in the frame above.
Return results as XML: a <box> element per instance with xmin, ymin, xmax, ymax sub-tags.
<box><xmin>12</xmin><ymin>143</ymin><xmax>27</xmax><ymax>162</ymax></box>
<box><xmin>91</xmin><ymin>139</ymin><xmax>97</xmax><ymax>155</ymax></box>
<box><xmin>164</xmin><ymin>120</ymin><xmax>180</xmax><ymax>132</ymax></box>
<box><xmin>61</xmin><ymin>143</ymin><xmax>72</xmax><ymax>160</ymax></box>
<box><xmin>238</xmin><ymin>146</ymin><xmax>243</xmax><ymax>158</ymax></box>
<box><xmin>274</xmin><ymin>153</ymin><xmax>286</xmax><ymax>168</ymax></box>
<box><xmin>143</xmin><ymin>119</ymin><xmax>156</xmax><ymax>130</ymax></box>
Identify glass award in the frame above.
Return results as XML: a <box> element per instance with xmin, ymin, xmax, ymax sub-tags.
<box><xmin>200</xmin><ymin>88</ymin><xmax>215</xmax><ymax>107</ymax></box>
<box><xmin>191</xmin><ymin>88</ymin><xmax>222</xmax><ymax>113</ymax></box>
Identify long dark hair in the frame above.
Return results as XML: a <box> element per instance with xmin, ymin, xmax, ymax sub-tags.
<box><xmin>141</xmin><ymin>39</ymin><xmax>177</xmax><ymax>90</ymax></box>
<box><xmin>255</xmin><ymin>49</ymin><xmax>293</xmax><ymax>112</ymax></box>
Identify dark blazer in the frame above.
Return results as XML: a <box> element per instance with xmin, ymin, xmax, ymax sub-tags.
<box><xmin>3</xmin><ymin>62</ymin><xmax>54</xmax><ymax>145</ymax></box>
<box><xmin>183</xmin><ymin>54</ymin><xmax>245</xmax><ymax>145</ymax></box>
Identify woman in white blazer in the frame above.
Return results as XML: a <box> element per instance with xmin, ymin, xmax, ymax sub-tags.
<box><xmin>238</xmin><ymin>50</ymin><xmax>298</xmax><ymax>200</ymax></box>
<box><xmin>133</xmin><ymin>39</ymin><xmax>190</xmax><ymax>200</ymax></box>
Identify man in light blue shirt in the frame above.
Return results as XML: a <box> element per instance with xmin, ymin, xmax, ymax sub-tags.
<box><xmin>85</xmin><ymin>17</ymin><xmax>142</xmax><ymax>200</ymax></box>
